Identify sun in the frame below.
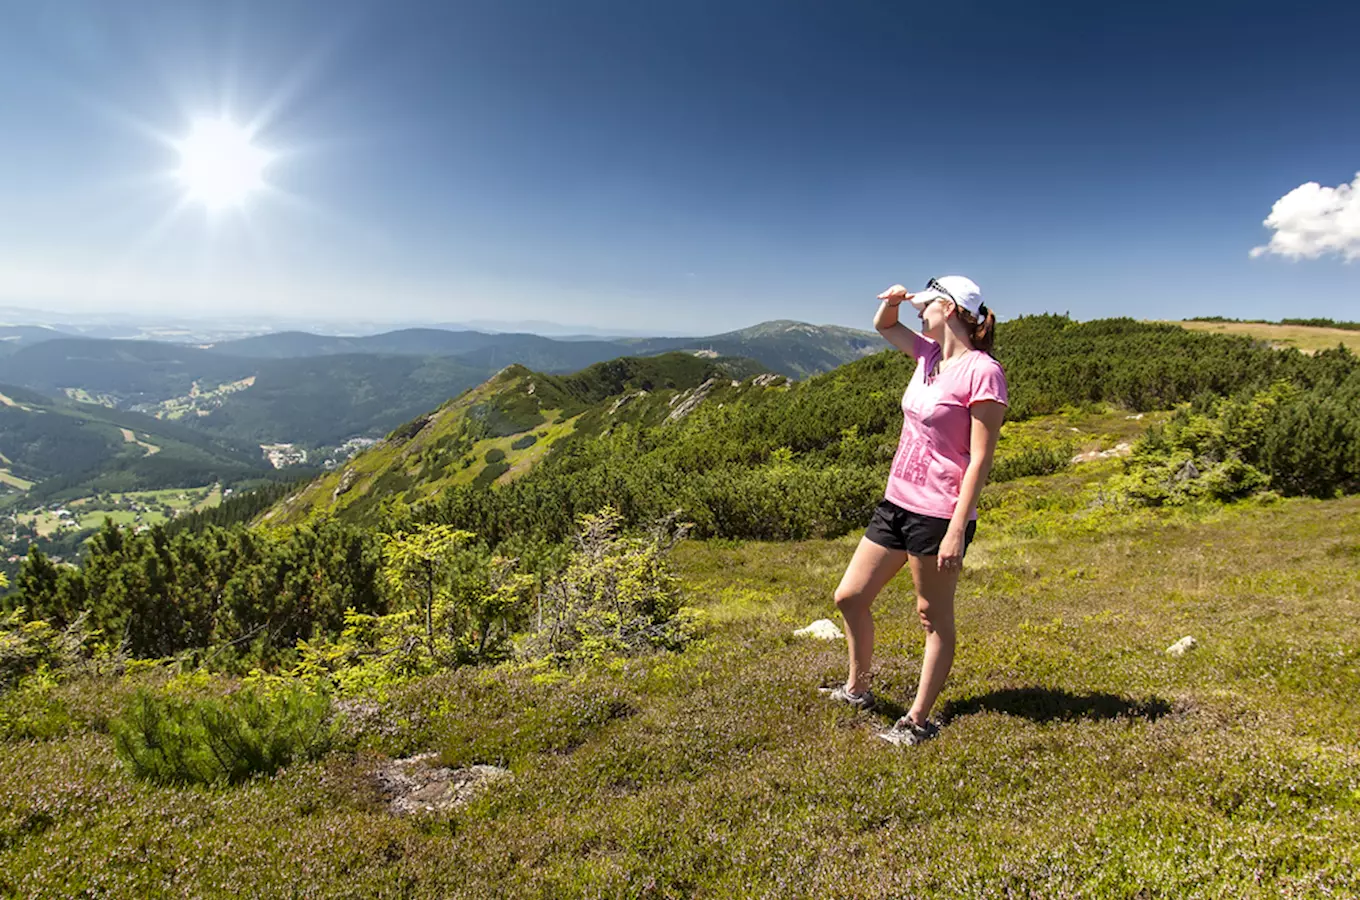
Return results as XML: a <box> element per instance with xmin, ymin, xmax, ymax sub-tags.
<box><xmin>174</xmin><ymin>118</ymin><xmax>270</xmax><ymax>210</ymax></box>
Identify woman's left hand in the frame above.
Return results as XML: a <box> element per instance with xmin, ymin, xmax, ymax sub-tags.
<box><xmin>937</xmin><ymin>528</ymin><xmax>965</xmax><ymax>573</ymax></box>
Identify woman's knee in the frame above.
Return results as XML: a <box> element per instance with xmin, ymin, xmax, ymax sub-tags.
<box><xmin>915</xmin><ymin>595</ymin><xmax>955</xmax><ymax>634</ymax></box>
<box><xmin>834</xmin><ymin>585</ymin><xmax>872</xmax><ymax>612</ymax></box>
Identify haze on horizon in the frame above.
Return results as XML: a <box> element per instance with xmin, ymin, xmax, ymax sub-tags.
<box><xmin>1</xmin><ymin>0</ymin><xmax>1358</xmax><ymax>334</ymax></box>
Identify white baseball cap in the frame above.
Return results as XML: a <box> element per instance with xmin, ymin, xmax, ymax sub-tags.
<box><xmin>911</xmin><ymin>275</ymin><xmax>986</xmax><ymax>317</ymax></box>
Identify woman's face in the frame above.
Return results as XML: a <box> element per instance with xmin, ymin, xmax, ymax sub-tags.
<box><xmin>918</xmin><ymin>296</ymin><xmax>952</xmax><ymax>337</ymax></box>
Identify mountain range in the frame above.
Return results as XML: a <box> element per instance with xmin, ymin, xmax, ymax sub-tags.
<box><xmin>0</xmin><ymin>321</ymin><xmax>880</xmax><ymax>449</ymax></box>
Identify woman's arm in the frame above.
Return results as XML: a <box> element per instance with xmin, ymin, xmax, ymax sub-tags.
<box><xmin>875</xmin><ymin>284</ymin><xmax>924</xmax><ymax>355</ymax></box>
<box><xmin>938</xmin><ymin>400</ymin><xmax>1007</xmax><ymax>570</ymax></box>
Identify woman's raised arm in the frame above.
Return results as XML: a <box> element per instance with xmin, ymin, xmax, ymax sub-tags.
<box><xmin>874</xmin><ymin>284</ymin><xmax>924</xmax><ymax>354</ymax></box>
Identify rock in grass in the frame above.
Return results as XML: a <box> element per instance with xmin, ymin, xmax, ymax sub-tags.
<box><xmin>793</xmin><ymin>619</ymin><xmax>844</xmax><ymax>640</ymax></box>
<box><xmin>1166</xmin><ymin>635</ymin><xmax>1198</xmax><ymax>657</ymax></box>
<box><xmin>375</xmin><ymin>753</ymin><xmax>510</xmax><ymax>816</ymax></box>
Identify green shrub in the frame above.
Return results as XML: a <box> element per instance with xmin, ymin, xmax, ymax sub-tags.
<box><xmin>1117</xmin><ymin>374</ymin><xmax>1360</xmax><ymax>504</ymax></box>
<box><xmin>0</xmin><ymin>608</ymin><xmax>103</xmax><ymax>691</ymax></box>
<box><xmin>472</xmin><ymin>461</ymin><xmax>511</xmax><ymax>488</ymax></box>
<box><xmin>11</xmin><ymin>520</ymin><xmax>386</xmax><ymax>666</ymax></box>
<box><xmin>524</xmin><ymin>507</ymin><xmax>701</xmax><ymax>665</ymax></box>
<box><xmin>511</xmin><ymin>434</ymin><xmax>538</xmax><ymax>451</ymax></box>
<box><xmin>381</xmin><ymin>525</ymin><xmax>535</xmax><ymax>667</ymax></box>
<box><xmin>484</xmin><ymin>448</ymin><xmax>506</xmax><ymax>464</ymax></box>
<box><xmin>111</xmin><ymin>685</ymin><xmax>335</xmax><ymax>785</ymax></box>
<box><xmin>990</xmin><ymin>438</ymin><xmax>1074</xmax><ymax>483</ymax></box>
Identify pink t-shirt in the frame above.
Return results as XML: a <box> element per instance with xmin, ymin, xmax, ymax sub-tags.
<box><xmin>885</xmin><ymin>334</ymin><xmax>1008</xmax><ymax>520</ymax></box>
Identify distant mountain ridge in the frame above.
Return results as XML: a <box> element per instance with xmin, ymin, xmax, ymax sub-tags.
<box><xmin>0</xmin><ymin>321</ymin><xmax>881</xmax><ymax>449</ymax></box>
<box><xmin>0</xmin><ymin>325</ymin><xmax>69</xmax><ymax>356</ymax></box>
<box><xmin>621</xmin><ymin>320</ymin><xmax>880</xmax><ymax>378</ymax></box>
<box><xmin>206</xmin><ymin>320</ymin><xmax>880</xmax><ymax>378</ymax></box>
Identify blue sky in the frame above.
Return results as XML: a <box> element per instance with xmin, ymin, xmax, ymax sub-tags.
<box><xmin>1</xmin><ymin>0</ymin><xmax>1358</xmax><ymax>333</ymax></box>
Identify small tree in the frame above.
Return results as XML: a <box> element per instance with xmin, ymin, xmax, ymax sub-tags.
<box><xmin>526</xmin><ymin>506</ymin><xmax>697</xmax><ymax>665</ymax></box>
<box><xmin>381</xmin><ymin>524</ymin><xmax>473</xmax><ymax>651</ymax></box>
<box><xmin>381</xmin><ymin>524</ymin><xmax>535</xmax><ymax>665</ymax></box>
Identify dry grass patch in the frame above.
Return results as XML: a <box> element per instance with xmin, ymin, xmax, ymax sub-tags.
<box><xmin>1170</xmin><ymin>320</ymin><xmax>1360</xmax><ymax>354</ymax></box>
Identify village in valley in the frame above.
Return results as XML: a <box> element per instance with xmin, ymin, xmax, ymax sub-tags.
<box><xmin>2</xmin><ymin>485</ymin><xmax>225</xmax><ymax>565</ymax></box>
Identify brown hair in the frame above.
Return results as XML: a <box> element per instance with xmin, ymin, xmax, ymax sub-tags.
<box><xmin>954</xmin><ymin>305</ymin><xmax>996</xmax><ymax>354</ymax></box>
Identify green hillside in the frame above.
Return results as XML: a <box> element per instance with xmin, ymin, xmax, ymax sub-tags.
<box><xmin>265</xmin><ymin>315</ymin><xmax>1359</xmax><ymax>551</ymax></box>
<box><xmin>3</xmin><ymin>459</ymin><xmax>1357</xmax><ymax>897</ymax></box>
<box><xmin>264</xmin><ymin>353</ymin><xmax>773</xmax><ymax>524</ymax></box>
<box><xmin>3</xmin><ymin>318</ymin><xmax>1358</xmax><ymax>897</ymax></box>
<box><xmin>0</xmin><ymin>383</ymin><xmax>269</xmax><ymax>507</ymax></box>
<box><xmin>188</xmin><ymin>354</ymin><xmax>491</xmax><ymax>446</ymax></box>
<box><xmin>0</xmin><ymin>338</ymin><xmax>255</xmax><ymax>400</ymax></box>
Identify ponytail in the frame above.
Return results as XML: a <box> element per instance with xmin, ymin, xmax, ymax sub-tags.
<box><xmin>955</xmin><ymin>305</ymin><xmax>996</xmax><ymax>354</ymax></box>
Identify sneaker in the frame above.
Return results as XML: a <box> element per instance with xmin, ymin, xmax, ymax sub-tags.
<box><xmin>819</xmin><ymin>684</ymin><xmax>877</xmax><ymax>711</ymax></box>
<box><xmin>876</xmin><ymin>715</ymin><xmax>940</xmax><ymax>746</ymax></box>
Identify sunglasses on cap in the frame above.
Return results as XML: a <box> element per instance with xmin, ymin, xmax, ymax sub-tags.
<box><xmin>925</xmin><ymin>278</ymin><xmax>957</xmax><ymax>306</ymax></box>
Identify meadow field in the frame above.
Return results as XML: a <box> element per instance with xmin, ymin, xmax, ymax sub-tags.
<box><xmin>16</xmin><ymin>485</ymin><xmax>221</xmax><ymax>537</ymax></box>
<box><xmin>1170</xmin><ymin>320</ymin><xmax>1360</xmax><ymax>354</ymax></box>
<box><xmin>2</xmin><ymin>464</ymin><xmax>1356</xmax><ymax>898</ymax></box>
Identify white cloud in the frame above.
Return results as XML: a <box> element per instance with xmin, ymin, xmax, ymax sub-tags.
<box><xmin>1251</xmin><ymin>172</ymin><xmax>1360</xmax><ymax>261</ymax></box>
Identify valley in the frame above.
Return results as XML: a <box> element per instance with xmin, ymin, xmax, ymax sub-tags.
<box><xmin>10</xmin><ymin>485</ymin><xmax>222</xmax><ymax>539</ymax></box>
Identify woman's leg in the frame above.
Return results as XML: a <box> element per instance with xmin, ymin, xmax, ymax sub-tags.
<box><xmin>906</xmin><ymin>553</ymin><xmax>962</xmax><ymax>725</ymax></box>
<box><xmin>833</xmin><ymin>538</ymin><xmax>909</xmax><ymax>694</ymax></box>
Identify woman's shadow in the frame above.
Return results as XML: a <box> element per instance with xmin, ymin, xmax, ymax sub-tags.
<box><xmin>928</xmin><ymin>686</ymin><xmax>1172</xmax><ymax>724</ymax></box>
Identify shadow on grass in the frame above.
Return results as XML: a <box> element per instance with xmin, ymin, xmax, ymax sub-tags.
<box><xmin>938</xmin><ymin>687</ymin><xmax>1172</xmax><ymax>725</ymax></box>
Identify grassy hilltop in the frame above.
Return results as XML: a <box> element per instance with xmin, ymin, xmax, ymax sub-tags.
<box><xmin>1</xmin><ymin>316</ymin><xmax>1358</xmax><ymax>897</ymax></box>
<box><xmin>1171</xmin><ymin>319</ymin><xmax>1360</xmax><ymax>354</ymax></box>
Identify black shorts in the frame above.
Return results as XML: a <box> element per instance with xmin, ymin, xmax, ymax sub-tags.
<box><xmin>864</xmin><ymin>498</ymin><xmax>977</xmax><ymax>557</ymax></box>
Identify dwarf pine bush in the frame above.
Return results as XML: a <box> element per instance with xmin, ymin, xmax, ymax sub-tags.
<box><xmin>990</xmin><ymin>438</ymin><xmax>1075</xmax><ymax>483</ymax></box>
<box><xmin>111</xmin><ymin>685</ymin><xmax>335</xmax><ymax>786</ymax></box>
<box><xmin>1118</xmin><ymin>373</ymin><xmax>1360</xmax><ymax>504</ymax></box>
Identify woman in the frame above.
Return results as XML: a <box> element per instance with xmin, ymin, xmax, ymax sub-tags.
<box><xmin>823</xmin><ymin>275</ymin><xmax>1007</xmax><ymax>745</ymax></box>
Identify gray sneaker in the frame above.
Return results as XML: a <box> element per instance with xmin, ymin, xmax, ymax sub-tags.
<box><xmin>820</xmin><ymin>685</ymin><xmax>876</xmax><ymax>711</ymax></box>
<box><xmin>877</xmin><ymin>715</ymin><xmax>940</xmax><ymax>746</ymax></box>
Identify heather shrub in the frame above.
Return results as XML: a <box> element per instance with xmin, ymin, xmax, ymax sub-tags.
<box><xmin>436</xmin><ymin>672</ymin><xmax>638</xmax><ymax>767</ymax></box>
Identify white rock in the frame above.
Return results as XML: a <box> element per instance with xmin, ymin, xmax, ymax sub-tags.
<box><xmin>374</xmin><ymin>753</ymin><xmax>511</xmax><ymax>816</ymax></box>
<box><xmin>793</xmin><ymin>618</ymin><xmax>844</xmax><ymax>640</ymax></box>
<box><xmin>1166</xmin><ymin>636</ymin><xmax>1198</xmax><ymax>657</ymax></box>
